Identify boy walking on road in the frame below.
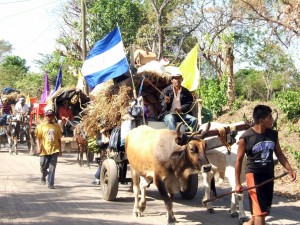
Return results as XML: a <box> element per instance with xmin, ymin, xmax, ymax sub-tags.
<box><xmin>35</xmin><ymin>109</ymin><xmax>62</xmax><ymax>189</ymax></box>
<box><xmin>235</xmin><ymin>105</ymin><xmax>296</xmax><ymax>225</ymax></box>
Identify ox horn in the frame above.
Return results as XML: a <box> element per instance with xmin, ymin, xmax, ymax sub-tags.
<box><xmin>199</xmin><ymin>121</ymin><xmax>211</xmax><ymax>138</ymax></box>
<box><xmin>272</xmin><ymin>109</ymin><xmax>278</xmax><ymax>130</ymax></box>
<box><xmin>243</xmin><ymin>113</ymin><xmax>254</xmax><ymax>127</ymax></box>
<box><xmin>175</xmin><ymin>122</ymin><xmax>188</xmax><ymax>145</ymax></box>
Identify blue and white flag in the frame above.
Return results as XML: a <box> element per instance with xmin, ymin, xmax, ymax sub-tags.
<box><xmin>81</xmin><ymin>27</ymin><xmax>129</xmax><ymax>89</ymax></box>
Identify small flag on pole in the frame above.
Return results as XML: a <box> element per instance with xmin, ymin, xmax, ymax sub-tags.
<box><xmin>53</xmin><ymin>66</ymin><xmax>62</xmax><ymax>92</ymax></box>
<box><xmin>26</xmin><ymin>94</ymin><xmax>30</xmax><ymax>105</ymax></box>
<box><xmin>179</xmin><ymin>43</ymin><xmax>199</xmax><ymax>91</ymax></box>
<box><xmin>40</xmin><ymin>73</ymin><xmax>50</xmax><ymax>103</ymax></box>
<box><xmin>50</xmin><ymin>66</ymin><xmax>63</xmax><ymax>97</ymax></box>
<box><xmin>76</xmin><ymin>71</ymin><xmax>84</xmax><ymax>91</ymax></box>
<box><xmin>81</xmin><ymin>27</ymin><xmax>129</xmax><ymax>89</ymax></box>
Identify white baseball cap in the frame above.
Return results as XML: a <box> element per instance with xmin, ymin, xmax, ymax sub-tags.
<box><xmin>165</xmin><ymin>66</ymin><xmax>183</xmax><ymax>78</ymax></box>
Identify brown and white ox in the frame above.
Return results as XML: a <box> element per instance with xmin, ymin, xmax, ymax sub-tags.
<box><xmin>125</xmin><ymin>123</ymin><xmax>212</xmax><ymax>225</ymax></box>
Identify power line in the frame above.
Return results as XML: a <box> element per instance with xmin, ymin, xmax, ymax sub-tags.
<box><xmin>0</xmin><ymin>0</ymin><xmax>60</xmax><ymax>20</ymax></box>
<box><xmin>23</xmin><ymin>17</ymin><xmax>60</xmax><ymax>51</ymax></box>
<box><xmin>0</xmin><ymin>0</ymin><xmax>32</xmax><ymax>4</ymax></box>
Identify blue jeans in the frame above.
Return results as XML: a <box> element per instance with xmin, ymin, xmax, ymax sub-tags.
<box><xmin>40</xmin><ymin>152</ymin><xmax>59</xmax><ymax>187</ymax></box>
<box><xmin>163</xmin><ymin>113</ymin><xmax>198</xmax><ymax>131</ymax></box>
<box><xmin>95</xmin><ymin>166</ymin><xmax>101</xmax><ymax>179</ymax></box>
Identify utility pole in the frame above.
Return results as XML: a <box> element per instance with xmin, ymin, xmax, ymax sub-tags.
<box><xmin>81</xmin><ymin>0</ymin><xmax>89</xmax><ymax>95</ymax></box>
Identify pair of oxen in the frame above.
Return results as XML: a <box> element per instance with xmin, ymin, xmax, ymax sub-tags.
<box><xmin>0</xmin><ymin>115</ymin><xmax>32</xmax><ymax>155</ymax></box>
<box><xmin>125</xmin><ymin>112</ymin><xmax>278</xmax><ymax>225</ymax></box>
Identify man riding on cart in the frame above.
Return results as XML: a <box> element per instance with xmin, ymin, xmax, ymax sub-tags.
<box><xmin>57</xmin><ymin>99</ymin><xmax>75</xmax><ymax>137</ymax></box>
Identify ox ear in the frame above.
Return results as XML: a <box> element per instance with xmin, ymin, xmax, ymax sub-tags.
<box><xmin>272</xmin><ymin>109</ymin><xmax>278</xmax><ymax>130</ymax></box>
<box><xmin>243</xmin><ymin>113</ymin><xmax>254</xmax><ymax>127</ymax></box>
<box><xmin>175</xmin><ymin>133</ymin><xmax>188</xmax><ymax>145</ymax></box>
<box><xmin>170</xmin><ymin>148</ymin><xmax>185</xmax><ymax>159</ymax></box>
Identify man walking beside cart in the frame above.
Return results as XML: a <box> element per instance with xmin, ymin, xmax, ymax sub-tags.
<box><xmin>35</xmin><ymin>109</ymin><xmax>62</xmax><ymax>189</ymax></box>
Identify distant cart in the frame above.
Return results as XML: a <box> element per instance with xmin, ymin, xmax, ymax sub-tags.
<box><xmin>30</xmin><ymin>88</ymin><xmax>90</xmax><ymax>153</ymax></box>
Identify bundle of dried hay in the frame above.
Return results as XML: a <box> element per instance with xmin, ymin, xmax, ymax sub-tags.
<box><xmin>2</xmin><ymin>93</ymin><xmax>26</xmax><ymax>105</ymax></box>
<box><xmin>81</xmin><ymin>71</ymin><xmax>169</xmax><ymax>136</ymax></box>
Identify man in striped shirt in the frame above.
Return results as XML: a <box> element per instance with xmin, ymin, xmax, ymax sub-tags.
<box><xmin>0</xmin><ymin>97</ymin><xmax>13</xmax><ymax>116</ymax></box>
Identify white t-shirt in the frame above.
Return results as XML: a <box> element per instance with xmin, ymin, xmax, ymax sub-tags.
<box><xmin>170</xmin><ymin>88</ymin><xmax>182</xmax><ymax>113</ymax></box>
<box><xmin>15</xmin><ymin>102</ymin><xmax>30</xmax><ymax>116</ymax></box>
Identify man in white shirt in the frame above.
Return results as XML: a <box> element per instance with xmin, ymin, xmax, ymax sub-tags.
<box><xmin>15</xmin><ymin>97</ymin><xmax>30</xmax><ymax>122</ymax></box>
<box><xmin>158</xmin><ymin>66</ymin><xmax>198</xmax><ymax>131</ymax></box>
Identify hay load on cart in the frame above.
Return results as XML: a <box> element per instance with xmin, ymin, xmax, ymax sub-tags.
<box><xmin>80</xmin><ymin>62</ymin><xmax>170</xmax><ymax>137</ymax></box>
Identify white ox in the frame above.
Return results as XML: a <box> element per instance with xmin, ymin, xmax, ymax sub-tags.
<box><xmin>200</xmin><ymin>121</ymin><xmax>248</xmax><ymax>224</ymax></box>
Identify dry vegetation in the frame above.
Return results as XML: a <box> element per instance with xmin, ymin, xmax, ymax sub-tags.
<box><xmin>81</xmin><ymin>72</ymin><xmax>169</xmax><ymax>137</ymax></box>
<box><xmin>216</xmin><ymin>100</ymin><xmax>300</xmax><ymax>200</ymax></box>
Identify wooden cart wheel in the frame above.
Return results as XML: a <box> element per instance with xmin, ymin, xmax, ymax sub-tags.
<box><xmin>100</xmin><ymin>159</ymin><xmax>119</xmax><ymax>201</ymax></box>
<box><xmin>179</xmin><ymin>173</ymin><xmax>198</xmax><ymax>199</ymax></box>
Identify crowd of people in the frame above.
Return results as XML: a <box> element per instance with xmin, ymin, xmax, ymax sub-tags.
<box><xmin>0</xmin><ymin>96</ymin><xmax>75</xmax><ymax>189</ymax></box>
<box><xmin>0</xmin><ymin>97</ymin><xmax>29</xmax><ymax>124</ymax></box>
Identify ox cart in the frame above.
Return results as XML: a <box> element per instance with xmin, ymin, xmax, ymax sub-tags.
<box><xmin>99</xmin><ymin>123</ymin><xmax>201</xmax><ymax>201</ymax></box>
<box><xmin>98</xmin><ymin>119</ymin><xmax>251</xmax><ymax>202</ymax></box>
<box><xmin>98</xmin><ymin>99</ymin><xmax>211</xmax><ymax>201</ymax></box>
<box><xmin>80</xmin><ymin>60</ymin><xmax>246</xmax><ymax>203</ymax></box>
<box><xmin>30</xmin><ymin>89</ymin><xmax>90</xmax><ymax>154</ymax></box>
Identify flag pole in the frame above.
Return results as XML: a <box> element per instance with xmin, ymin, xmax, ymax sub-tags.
<box><xmin>129</xmin><ymin>45</ymin><xmax>137</xmax><ymax>99</ymax></box>
<box><xmin>81</xmin><ymin>0</ymin><xmax>89</xmax><ymax>95</ymax></box>
<box><xmin>119</xmin><ymin>24</ymin><xmax>136</xmax><ymax>99</ymax></box>
<box><xmin>197</xmin><ymin>42</ymin><xmax>202</xmax><ymax>125</ymax></box>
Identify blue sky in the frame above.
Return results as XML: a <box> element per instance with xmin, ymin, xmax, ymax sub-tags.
<box><xmin>0</xmin><ymin>0</ymin><xmax>65</xmax><ymax>72</ymax></box>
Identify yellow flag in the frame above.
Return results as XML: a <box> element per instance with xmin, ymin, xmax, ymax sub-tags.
<box><xmin>179</xmin><ymin>43</ymin><xmax>199</xmax><ymax>91</ymax></box>
<box><xmin>26</xmin><ymin>94</ymin><xmax>30</xmax><ymax>105</ymax></box>
<box><xmin>76</xmin><ymin>71</ymin><xmax>84</xmax><ymax>91</ymax></box>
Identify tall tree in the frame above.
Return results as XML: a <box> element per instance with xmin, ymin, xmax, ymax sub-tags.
<box><xmin>148</xmin><ymin>0</ymin><xmax>173</xmax><ymax>60</ymax></box>
<box><xmin>0</xmin><ymin>39</ymin><xmax>12</xmax><ymax>61</ymax></box>
<box><xmin>253</xmin><ymin>41</ymin><xmax>298</xmax><ymax>100</ymax></box>
<box><xmin>1</xmin><ymin>55</ymin><xmax>29</xmax><ymax>75</ymax></box>
<box><xmin>55</xmin><ymin>0</ymin><xmax>144</xmax><ymax>75</ymax></box>
<box><xmin>237</xmin><ymin>0</ymin><xmax>300</xmax><ymax>40</ymax></box>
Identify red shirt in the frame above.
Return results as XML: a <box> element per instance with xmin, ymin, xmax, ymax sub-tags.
<box><xmin>58</xmin><ymin>106</ymin><xmax>74</xmax><ymax>123</ymax></box>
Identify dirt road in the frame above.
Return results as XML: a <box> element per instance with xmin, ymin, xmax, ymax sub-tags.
<box><xmin>0</xmin><ymin>145</ymin><xmax>299</xmax><ymax>225</ymax></box>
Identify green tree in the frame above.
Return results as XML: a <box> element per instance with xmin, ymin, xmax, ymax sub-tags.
<box><xmin>54</xmin><ymin>0</ymin><xmax>144</xmax><ymax>76</ymax></box>
<box><xmin>235</xmin><ymin>69</ymin><xmax>267</xmax><ymax>100</ymax></box>
<box><xmin>34</xmin><ymin>52</ymin><xmax>77</xmax><ymax>90</ymax></box>
<box><xmin>0</xmin><ymin>39</ymin><xmax>12</xmax><ymax>60</ymax></box>
<box><xmin>254</xmin><ymin>42</ymin><xmax>298</xmax><ymax>100</ymax></box>
<box><xmin>0</xmin><ymin>55</ymin><xmax>29</xmax><ymax>90</ymax></box>
<box><xmin>1</xmin><ymin>55</ymin><xmax>29</xmax><ymax>75</ymax></box>
<box><xmin>14</xmin><ymin>72</ymin><xmax>44</xmax><ymax>98</ymax></box>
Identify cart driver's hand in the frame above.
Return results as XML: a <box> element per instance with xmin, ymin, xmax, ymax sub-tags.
<box><xmin>175</xmin><ymin>107</ymin><xmax>182</xmax><ymax>113</ymax></box>
<box><xmin>165</xmin><ymin>96</ymin><xmax>170</xmax><ymax>104</ymax></box>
